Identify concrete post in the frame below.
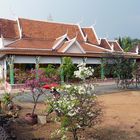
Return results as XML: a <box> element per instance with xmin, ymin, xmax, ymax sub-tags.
<box><xmin>60</xmin><ymin>57</ymin><xmax>64</xmax><ymax>84</ymax></box>
<box><xmin>35</xmin><ymin>56</ymin><xmax>40</xmax><ymax>79</ymax></box>
<box><xmin>7</xmin><ymin>55</ymin><xmax>15</xmax><ymax>84</ymax></box>
<box><xmin>101</xmin><ymin>58</ymin><xmax>105</xmax><ymax>80</ymax></box>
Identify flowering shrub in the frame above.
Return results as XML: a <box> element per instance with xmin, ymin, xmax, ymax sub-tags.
<box><xmin>46</xmin><ymin>63</ymin><xmax>102</xmax><ymax>140</ymax></box>
<box><xmin>25</xmin><ymin>69</ymin><xmax>49</xmax><ymax>115</ymax></box>
<box><xmin>74</xmin><ymin>62</ymin><xmax>94</xmax><ymax>80</ymax></box>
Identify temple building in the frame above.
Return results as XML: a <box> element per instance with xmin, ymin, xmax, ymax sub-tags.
<box><xmin>0</xmin><ymin>18</ymin><xmax>139</xmax><ymax>84</ymax></box>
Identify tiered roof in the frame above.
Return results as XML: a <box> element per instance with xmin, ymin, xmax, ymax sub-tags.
<box><xmin>0</xmin><ymin>17</ymin><xmax>139</xmax><ymax>58</ymax></box>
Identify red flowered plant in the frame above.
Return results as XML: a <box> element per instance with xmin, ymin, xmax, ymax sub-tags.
<box><xmin>25</xmin><ymin>69</ymin><xmax>50</xmax><ymax>116</ymax></box>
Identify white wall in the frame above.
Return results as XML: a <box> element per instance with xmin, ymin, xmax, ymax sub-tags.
<box><xmin>66</xmin><ymin>43</ymin><xmax>83</xmax><ymax>54</ymax></box>
<box><xmin>86</xmin><ymin>58</ymin><xmax>101</xmax><ymax>64</ymax></box>
<box><xmin>14</xmin><ymin>56</ymin><xmax>102</xmax><ymax>64</ymax></box>
<box><xmin>14</xmin><ymin>56</ymin><xmax>61</xmax><ymax>64</ymax></box>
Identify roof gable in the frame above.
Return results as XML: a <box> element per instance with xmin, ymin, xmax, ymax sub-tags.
<box><xmin>82</xmin><ymin>27</ymin><xmax>100</xmax><ymax>45</ymax></box>
<box><xmin>57</xmin><ymin>38</ymin><xmax>85</xmax><ymax>54</ymax></box>
<box><xmin>100</xmin><ymin>38</ymin><xmax>112</xmax><ymax>50</ymax></box>
<box><xmin>108</xmin><ymin>41</ymin><xmax>123</xmax><ymax>52</ymax></box>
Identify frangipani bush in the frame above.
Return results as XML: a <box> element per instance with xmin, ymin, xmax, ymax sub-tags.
<box><xmin>74</xmin><ymin>62</ymin><xmax>94</xmax><ymax>80</ymax></box>
<box><xmin>46</xmin><ymin>63</ymin><xmax>102</xmax><ymax>140</ymax></box>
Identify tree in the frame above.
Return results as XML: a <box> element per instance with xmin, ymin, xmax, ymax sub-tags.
<box><xmin>25</xmin><ymin>69</ymin><xmax>49</xmax><ymax>116</ymax></box>
<box><xmin>118</xmin><ymin>36</ymin><xmax>140</xmax><ymax>52</ymax></box>
<box><xmin>111</xmin><ymin>57</ymin><xmax>136</xmax><ymax>88</ymax></box>
<box><xmin>60</xmin><ymin>57</ymin><xmax>76</xmax><ymax>83</ymax></box>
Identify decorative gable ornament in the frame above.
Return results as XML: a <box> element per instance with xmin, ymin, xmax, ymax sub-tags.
<box><xmin>111</xmin><ymin>43</ymin><xmax>114</xmax><ymax>52</ymax></box>
<box><xmin>136</xmin><ymin>45</ymin><xmax>139</xmax><ymax>54</ymax></box>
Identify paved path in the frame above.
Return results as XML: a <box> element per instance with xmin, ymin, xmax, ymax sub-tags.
<box><xmin>0</xmin><ymin>81</ymin><xmax>140</xmax><ymax>102</ymax></box>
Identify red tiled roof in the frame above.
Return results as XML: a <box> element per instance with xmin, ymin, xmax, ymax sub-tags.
<box><xmin>0</xmin><ymin>18</ymin><xmax>19</xmax><ymax>39</ymax></box>
<box><xmin>19</xmin><ymin>18</ymin><xmax>85</xmax><ymax>42</ymax></box>
<box><xmin>100</xmin><ymin>39</ymin><xmax>111</xmax><ymax>50</ymax></box>
<box><xmin>82</xmin><ymin>27</ymin><xmax>99</xmax><ymax>45</ymax></box>
<box><xmin>108</xmin><ymin>41</ymin><xmax>123</xmax><ymax>52</ymax></box>
<box><xmin>80</xmin><ymin>43</ymin><xmax>110</xmax><ymax>53</ymax></box>
<box><xmin>6</xmin><ymin>38</ymin><xmax>54</xmax><ymax>50</ymax></box>
<box><xmin>0</xmin><ymin>48</ymin><xmax>111</xmax><ymax>57</ymax></box>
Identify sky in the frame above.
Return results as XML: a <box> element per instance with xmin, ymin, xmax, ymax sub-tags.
<box><xmin>0</xmin><ymin>0</ymin><xmax>140</xmax><ymax>39</ymax></box>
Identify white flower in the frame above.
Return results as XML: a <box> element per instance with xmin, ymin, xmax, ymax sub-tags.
<box><xmin>64</xmin><ymin>84</ymin><xmax>71</xmax><ymax>89</ymax></box>
<box><xmin>68</xmin><ymin>110</ymin><xmax>76</xmax><ymax>116</ymax></box>
<box><xmin>74</xmin><ymin>62</ymin><xmax>94</xmax><ymax>80</ymax></box>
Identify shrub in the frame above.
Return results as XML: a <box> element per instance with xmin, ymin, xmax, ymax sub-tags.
<box><xmin>46</xmin><ymin>62</ymin><xmax>102</xmax><ymax>140</ymax></box>
<box><xmin>60</xmin><ymin>57</ymin><xmax>76</xmax><ymax>83</ymax></box>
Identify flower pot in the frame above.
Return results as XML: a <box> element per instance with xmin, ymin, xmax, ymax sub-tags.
<box><xmin>24</xmin><ymin>113</ymin><xmax>38</xmax><ymax>125</ymax></box>
<box><xmin>38</xmin><ymin>115</ymin><xmax>47</xmax><ymax>124</ymax></box>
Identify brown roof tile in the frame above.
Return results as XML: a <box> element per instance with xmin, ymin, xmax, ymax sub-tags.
<box><xmin>108</xmin><ymin>41</ymin><xmax>123</xmax><ymax>52</ymax></box>
<box><xmin>0</xmin><ymin>18</ymin><xmax>19</xmax><ymax>39</ymax></box>
<box><xmin>80</xmin><ymin>43</ymin><xmax>110</xmax><ymax>53</ymax></box>
<box><xmin>82</xmin><ymin>27</ymin><xmax>99</xmax><ymax>45</ymax></box>
<box><xmin>100</xmin><ymin>39</ymin><xmax>111</xmax><ymax>50</ymax></box>
<box><xmin>0</xmin><ymin>48</ymin><xmax>109</xmax><ymax>58</ymax></box>
<box><xmin>6</xmin><ymin>38</ymin><xmax>54</xmax><ymax>49</ymax></box>
<box><xmin>19</xmin><ymin>18</ymin><xmax>85</xmax><ymax>42</ymax></box>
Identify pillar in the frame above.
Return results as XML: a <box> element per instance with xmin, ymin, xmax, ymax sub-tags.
<box><xmin>60</xmin><ymin>57</ymin><xmax>64</xmax><ymax>84</ymax></box>
<box><xmin>100</xmin><ymin>58</ymin><xmax>105</xmax><ymax>80</ymax></box>
<box><xmin>7</xmin><ymin>55</ymin><xmax>15</xmax><ymax>84</ymax></box>
<box><xmin>82</xmin><ymin>57</ymin><xmax>87</xmax><ymax>63</ymax></box>
<box><xmin>3</xmin><ymin>59</ymin><xmax>7</xmax><ymax>81</ymax></box>
<box><xmin>35</xmin><ymin>56</ymin><xmax>40</xmax><ymax>79</ymax></box>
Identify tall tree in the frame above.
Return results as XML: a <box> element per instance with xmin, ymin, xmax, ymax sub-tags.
<box><xmin>117</xmin><ymin>37</ymin><xmax>140</xmax><ymax>52</ymax></box>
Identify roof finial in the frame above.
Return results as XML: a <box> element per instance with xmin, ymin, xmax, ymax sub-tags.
<box><xmin>75</xmin><ymin>31</ymin><xmax>78</xmax><ymax>39</ymax></box>
<box><xmin>91</xmin><ymin>20</ymin><xmax>96</xmax><ymax>27</ymax></box>
<box><xmin>9</xmin><ymin>6</ymin><xmax>17</xmax><ymax>20</ymax></box>
<box><xmin>76</xmin><ymin>17</ymin><xmax>83</xmax><ymax>25</ymax></box>
<box><xmin>66</xmin><ymin>29</ymin><xmax>68</xmax><ymax>35</ymax></box>
<box><xmin>47</xmin><ymin>13</ymin><xmax>53</xmax><ymax>21</ymax></box>
<box><xmin>84</xmin><ymin>34</ymin><xmax>88</xmax><ymax>42</ymax></box>
<box><xmin>111</xmin><ymin>43</ymin><xmax>114</xmax><ymax>52</ymax></box>
<box><xmin>105</xmin><ymin>32</ymin><xmax>109</xmax><ymax>39</ymax></box>
<box><xmin>0</xmin><ymin>33</ymin><xmax>4</xmax><ymax>48</ymax></box>
<box><xmin>136</xmin><ymin>45</ymin><xmax>139</xmax><ymax>54</ymax></box>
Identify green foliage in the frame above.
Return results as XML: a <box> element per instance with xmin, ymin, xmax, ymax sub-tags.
<box><xmin>45</xmin><ymin>64</ymin><xmax>58</xmax><ymax>78</ymax></box>
<box><xmin>60</xmin><ymin>57</ymin><xmax>76</xmax><ymax>82</ymax></box>
<box><xmin>104</xmin><ymin>57</ymin><xmax>137</xmax><ymax>88</ymax></box>
<box><xmin>118</xmin><ymin>37</ymin><xmax>140</xmax><ymax>52</ymax></box>
<box><xmin>2</xmin><ymin>93</ymin><xmax>11</xmax><ymax>105</ymax></box>
<box><xmin>113</xmin><ymin>57</ymin><xmax>136</xmax><ymax>80</ymax></box>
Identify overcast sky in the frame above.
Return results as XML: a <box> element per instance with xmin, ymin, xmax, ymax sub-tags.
<box><xmin>0</xmin><ymin>0</ymin><xmax>140</xmax><ymax>39</ymax></box>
